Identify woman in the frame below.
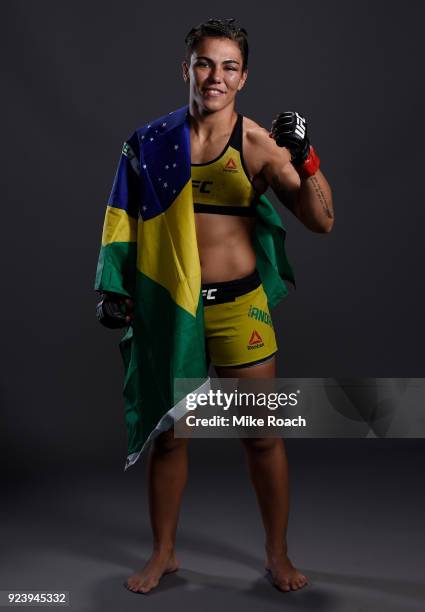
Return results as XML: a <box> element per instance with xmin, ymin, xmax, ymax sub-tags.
<box><xmin>99</xmin><ymin>17</ymin><xmax>334</xmax><ymax>594</ymax></box>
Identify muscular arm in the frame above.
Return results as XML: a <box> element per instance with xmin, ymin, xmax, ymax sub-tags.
<box><xmin>271</xmin><ymin>167</ymin><xmax>334</xmax><ymax>233</ymax></box>
<box><xmin>249</xmin><ymin>128</ymin><xmax>334</xmax><ymax>232</ymax></box>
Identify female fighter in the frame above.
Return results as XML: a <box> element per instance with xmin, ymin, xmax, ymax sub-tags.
<box><xmin>121</xmin><ymin>18</ymin><xmax>334</xmax><ymax>594</ymax></box>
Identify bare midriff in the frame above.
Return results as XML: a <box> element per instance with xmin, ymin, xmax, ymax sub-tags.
<box><xmin>191</xmin><ymin>114</ymin><xmax>268</xmax><ymax>283</ymax></box>
<box><xmin>194</xmin><ymin>212</ymin><xmax>257</xmax><ymax>283</ymax></box>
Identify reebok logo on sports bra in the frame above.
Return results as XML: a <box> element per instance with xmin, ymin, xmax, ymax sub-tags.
<box><xmin>223</xmin><ymin>157</ymin><xmax>238</xmax><ymax>172</ymax></box>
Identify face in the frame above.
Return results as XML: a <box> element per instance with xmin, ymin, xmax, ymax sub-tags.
<box><xmin>182</xmin><ymin>36</ymin><xmax>248</xmax><ymax>112</ymax></box>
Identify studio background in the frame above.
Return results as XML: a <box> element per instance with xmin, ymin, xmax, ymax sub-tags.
<box><xmin>2</xmin><ymin>0</ymin><xmax>424</xmax><ymax>471</ymax></box>
<box><xmin>1</xmin><ymin>3</ymin><xmax>424</xmax><ymax>610</ymax></box>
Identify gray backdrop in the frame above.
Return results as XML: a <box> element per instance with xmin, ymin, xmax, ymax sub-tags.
<box><xmin>1</xmin><ymin>1</ymin><xmax>424</xmax><ymax>469</ymax></box>
<box><xmin>1</xmin><ymin>3</ymin><xmax>425</xmax><ymax>611</ymax></box>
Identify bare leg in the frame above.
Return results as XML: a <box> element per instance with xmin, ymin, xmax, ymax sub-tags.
<box><xmin>125</xmin><ymin>428</ymin><xmax>189</xmax><ymax>593</ymax></box>
<box><xmin>215</xmin><ymin>356</ymin><xmax>308</xmax><ymax>592</ymax></box>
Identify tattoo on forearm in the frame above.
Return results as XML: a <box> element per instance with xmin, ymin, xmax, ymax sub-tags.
<box><xmin>271</xmin><ymin>175</ymin><xmax>298</xmax><ymax>213</ymax></box>
<box><xmin>310</xmin><ymin>176</ymin><xmax>333</xmax><ymax>219</ymax></box>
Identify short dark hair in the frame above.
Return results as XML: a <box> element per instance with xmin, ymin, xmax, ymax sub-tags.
<box><xmin>184</xmin><ymin>18</ymin><xmax>249</xmax><ymax>72</ymax></box>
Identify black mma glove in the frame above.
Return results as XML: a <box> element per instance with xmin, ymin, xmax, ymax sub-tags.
<box><xmin>270</xmin><ymin>111</ymin><xmax>320</xmax><ymax>178</ymax></box>
<box><xmin>270</xmin><ymin>111</ymin><xmax>310</xmax><ymax>165</ymax></box>
<box><xmin>96</xmin><ymin>292</ymin><xmax>131</xmax><ymax>329</ymax></box>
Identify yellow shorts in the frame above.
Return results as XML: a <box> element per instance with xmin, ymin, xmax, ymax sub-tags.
<box><xmin>202</xmin><ymin>270</ymin><xmax>278</xmax><ymax>369</ymax></box>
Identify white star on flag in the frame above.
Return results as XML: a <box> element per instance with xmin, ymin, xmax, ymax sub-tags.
<box><xmin>174</xmin><ymin>144</ymin><xmax>179</xmax><ymax>150</ymax></box>
<box><xmin>162</xmin><ymin>122</ymin><xmax>167</xmax><ymax>127</ymax></box>
<box><xmin>163</xmin><ymin>183</ymin><xmax>168</xmax><ymax>188</ymax></box>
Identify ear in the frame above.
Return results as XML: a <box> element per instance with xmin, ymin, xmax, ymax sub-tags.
<box><xmin>237</xmin><ymin>69</ymin><xmax>249</xmax><ymax>91</ymax></box>
<box><xmin>182</xmin><ymin>61</ymin><xmax>190</xmax><ymax>84</ymax></box>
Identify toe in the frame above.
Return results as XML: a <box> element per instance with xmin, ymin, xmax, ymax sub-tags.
<box><xmin>279</xmin><ymin>581</ymin><xmax>290</xmax><ymax>592</ymax></box>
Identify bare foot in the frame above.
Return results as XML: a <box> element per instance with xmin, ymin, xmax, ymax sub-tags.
<box><xmin>265</xmin><ymin>551</ymin><xmax>308</xmax><ymax>592</ymax></box>
<box><xmin>125</xmin><ymin>550</ymin><xmax>179</xmax><ymax>594</ymax></box>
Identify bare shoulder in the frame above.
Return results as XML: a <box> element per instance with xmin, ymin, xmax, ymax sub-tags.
<box><xmin>243</xmin><ymin>116</ymin><xmax>270</xmax><ymax>145</ymax></box>
<box><xmin>243</xmin><ymin>115</ymin><xmax>291</xmax><ymax>159</ymax></box>
<box><xmin>242</xmin><ymin>115</ymin><xmax>291</xmax><ymax>185</ymax></box>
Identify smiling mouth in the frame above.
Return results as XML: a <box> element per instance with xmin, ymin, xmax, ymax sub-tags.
<box><xmin>204</xmin><ymin>88</ymin><xmax>225</xmax><ymax>96</ymax></box>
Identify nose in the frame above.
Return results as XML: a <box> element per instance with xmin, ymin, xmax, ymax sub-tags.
<box><xmin>209</xmin><ymin>65</ymin><xmax>224</xmax><ymax>82</ymax></box>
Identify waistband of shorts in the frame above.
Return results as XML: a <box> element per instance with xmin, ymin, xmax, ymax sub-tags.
<box><xmin>202</xmin><ymin>269</ymin><xmax>261</xmax><ymax>304</ymax></box>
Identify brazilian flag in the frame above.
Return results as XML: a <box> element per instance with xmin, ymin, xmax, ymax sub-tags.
<box><xmin>94</xmin><ymin>105</ymin><xmax>295</xmax><ymax>470</ymax></box>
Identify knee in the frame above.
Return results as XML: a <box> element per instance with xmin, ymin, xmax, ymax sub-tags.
<box><xmin>241</xmin><ymin>437</ymin><xmax>281</xmax><ymax>454</ymax></box>
<box><xmin>152</xmin><ymin>429</ymin><xmax>189</xmax><ymax>455</ymax></box>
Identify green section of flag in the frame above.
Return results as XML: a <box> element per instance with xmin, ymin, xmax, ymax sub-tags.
<box><xmin>95</xmin><ymin>241</ymin><xmax>137</xmax><ymax>297</ymax></box>
<box><xmin>118</xmin><ymin>268</ymin><xmax>207</xmax><ymax>456</ymax></box>
<box><xmin>254</xmin><ymin>194</ymin><xmax>295</xmax><ymax>308</ymax></box>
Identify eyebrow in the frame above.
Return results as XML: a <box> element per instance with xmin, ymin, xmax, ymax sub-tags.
<box><xmin>195</xmin><ymin>56</ymin><xmax>240</xmax><ymax>65</ymax></box>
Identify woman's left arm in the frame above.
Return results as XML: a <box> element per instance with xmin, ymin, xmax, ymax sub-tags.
<box><xmin>257</xmin><ymin>136</ymin><xmax>334</xmax><ymax>233</ymax></box>
<box><xmin>251</xmin><ymin>112</ymin><xmax>335</xmax><ymax>233</ymax></box>
<box><xmin>290</xmin><ymin>168</ymin><xmax>334</xmax><ymax>233</ymax></box>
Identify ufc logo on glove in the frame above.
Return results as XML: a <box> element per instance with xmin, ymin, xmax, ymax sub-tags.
<box><xmin>294</xmin><ymin>113</ymin><xmax>306</xmax><ymax>139</ymax></box>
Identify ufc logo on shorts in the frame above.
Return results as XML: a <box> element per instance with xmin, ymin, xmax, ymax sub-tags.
<box><xmin>294</xmin><ymin>112</ymin><xmax>306</xmax><ymax>139</ymax></box>
<box><xmin>202</xmin><ymin>288</ymin><xmax>217</xmax><ymax>301</ymax></box>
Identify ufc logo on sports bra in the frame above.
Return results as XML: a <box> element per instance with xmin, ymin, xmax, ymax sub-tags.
<box><xmin>192</xmin><ymin>180</ymin><xmax>213</xmax><ymax>193</ymax></box>
<box><xmin>202</xmin><ymin>288</ymin><xmax>217</xmax><ymax>301</ymax></box>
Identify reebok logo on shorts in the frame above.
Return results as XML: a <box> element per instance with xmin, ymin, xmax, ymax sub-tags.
<box><xmin>247</xmin><ymin>330</ymin><xmax>264</xmax><ymax>350</ymax></box>
<box><xmin>248</xmin><ymin>305</ymin><xmax>273</xmax><ymax>328</ymax></box>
